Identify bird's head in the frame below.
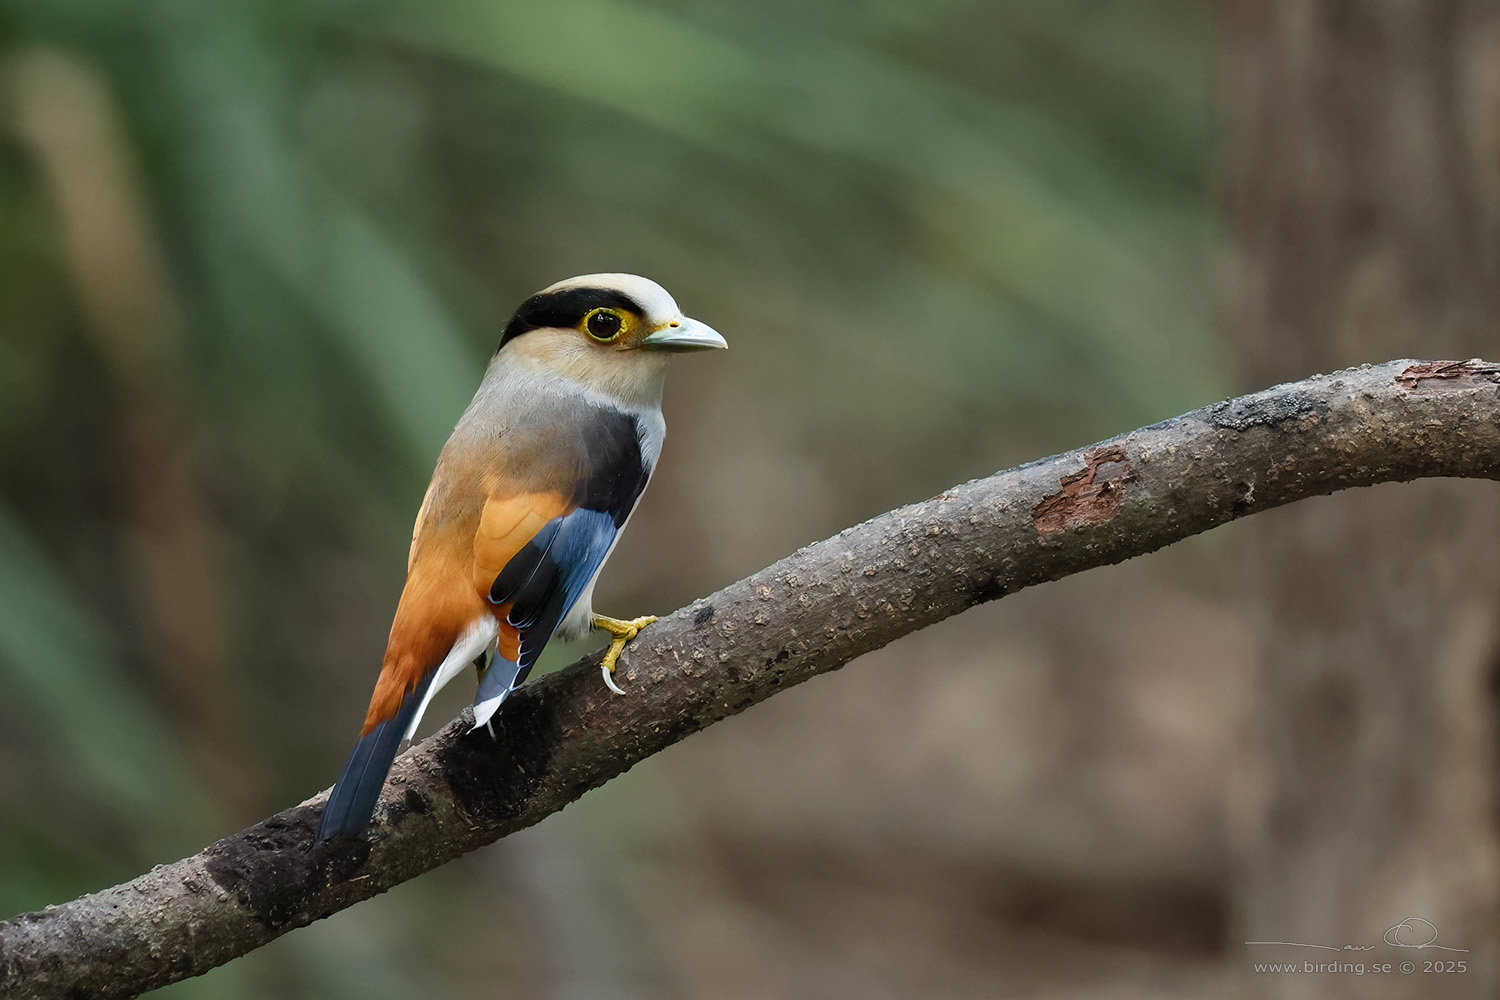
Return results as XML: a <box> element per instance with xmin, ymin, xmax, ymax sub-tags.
<box><xmin>494</xmin><ymin>274</ymin><xmax>726</xmax><ymax>404</ymax></box>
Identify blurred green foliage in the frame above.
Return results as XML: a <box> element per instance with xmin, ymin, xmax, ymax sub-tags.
<box><xmin>0</xmin><ymin>0</ymin><xmax>1217</xmax><ymax>995</ymax></box>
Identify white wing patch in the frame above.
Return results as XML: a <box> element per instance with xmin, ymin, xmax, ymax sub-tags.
<box><xmin>401</xmin><ymin>616</ymin><xmax>499</xmax><ymax>742</ymax></box>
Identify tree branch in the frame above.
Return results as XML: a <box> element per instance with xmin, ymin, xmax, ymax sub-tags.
<box><xmin>4</xmin><ymin>359</ymin><xmax>1500</xmax><ymax>997</ymax></box>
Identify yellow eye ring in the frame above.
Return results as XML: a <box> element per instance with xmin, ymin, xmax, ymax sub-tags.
<box><xmin>583</xmin><ymin>308</ymin><xmax>626</xmax><ymax>342</ymax></box>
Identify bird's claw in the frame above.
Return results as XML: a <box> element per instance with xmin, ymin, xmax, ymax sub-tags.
<box><xmin>592</xmin><ymin>614</ymin><xmax>657</xmax><ymax>695</ymax></box>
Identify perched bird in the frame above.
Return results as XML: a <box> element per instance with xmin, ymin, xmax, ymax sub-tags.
<box><xmin>317</xmin><ymin>274</ymin><xmax>726</xmax><ymax>842</ymax></box>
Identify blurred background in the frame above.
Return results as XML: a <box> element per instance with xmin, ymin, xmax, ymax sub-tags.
<box><xmin>1</xmin><ymin>0</ymin><xmax>1497</xmax><ymax>997</ymax></box>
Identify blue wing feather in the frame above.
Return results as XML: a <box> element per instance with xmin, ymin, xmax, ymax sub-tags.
<box><xmin>473</xmin><ymin>404</ymin><xmax>650</xmax><ymax>724</ymax></box>
<box><xmin>474</xmin><ymin>508</ymin><xmax>619</xmax><ymax>710</ymax></box>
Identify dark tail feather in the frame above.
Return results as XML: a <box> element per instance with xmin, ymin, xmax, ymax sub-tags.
<box><xmin>317</xmin><ymin>673</ymin><xmax>434</xmax><ymax>842</ymax></box>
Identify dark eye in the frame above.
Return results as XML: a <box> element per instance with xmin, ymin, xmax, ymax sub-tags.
<box><xmin>585</xmin><ymin>308</ymin><xmax>623</xmax><ymax>341</ymax></box>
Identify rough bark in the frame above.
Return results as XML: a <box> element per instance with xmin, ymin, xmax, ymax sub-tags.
<box><xmin>3</xmin><ymin>359</ymin><xmax>1500</xmax><ymax>998</ymax></box>
<box><xmin>1219</xmin><ymin>4</ymin><xmax>1500</xmax><ymax>996</ymax></box>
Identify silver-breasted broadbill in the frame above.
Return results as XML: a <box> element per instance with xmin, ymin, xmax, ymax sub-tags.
<box><xmin>317</xmin><ymin>274</ymin><xmax>726</xmax><ymax>842</ymax></box>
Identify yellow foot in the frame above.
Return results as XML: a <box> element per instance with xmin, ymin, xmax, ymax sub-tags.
<box><xmin>592</xmin><ymin>614</ymin><xmax>657</xmax><ymax>695</ymax></box>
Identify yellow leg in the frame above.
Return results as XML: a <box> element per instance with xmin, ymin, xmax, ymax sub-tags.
<box><xmin>592</xmin><ymin>614</ymin><xmax>657</xmax><ymax>695</ymax></box>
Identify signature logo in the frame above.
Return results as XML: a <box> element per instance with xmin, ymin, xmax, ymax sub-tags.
<box><xmin>1382</xmin><ymin>917</ymin><xmax>1467</xmax><ymax>952</ymax></box>
<box><xmin>1246</xmin><ymin>917</ymin><xmax>1468</xmax><ymax>954</ymax></box>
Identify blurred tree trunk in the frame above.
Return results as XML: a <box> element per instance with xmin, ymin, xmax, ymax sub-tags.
<box><xmin>1218</xmin><ymin>3</ymin><xmax>1500</xmax><ymax>996</ymax></box>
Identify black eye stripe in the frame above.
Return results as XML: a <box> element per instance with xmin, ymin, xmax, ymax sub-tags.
<box><xmin>498</xmin><ymin>287</ymin><xmax>643</xmax><ymax>350</ymax></box>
